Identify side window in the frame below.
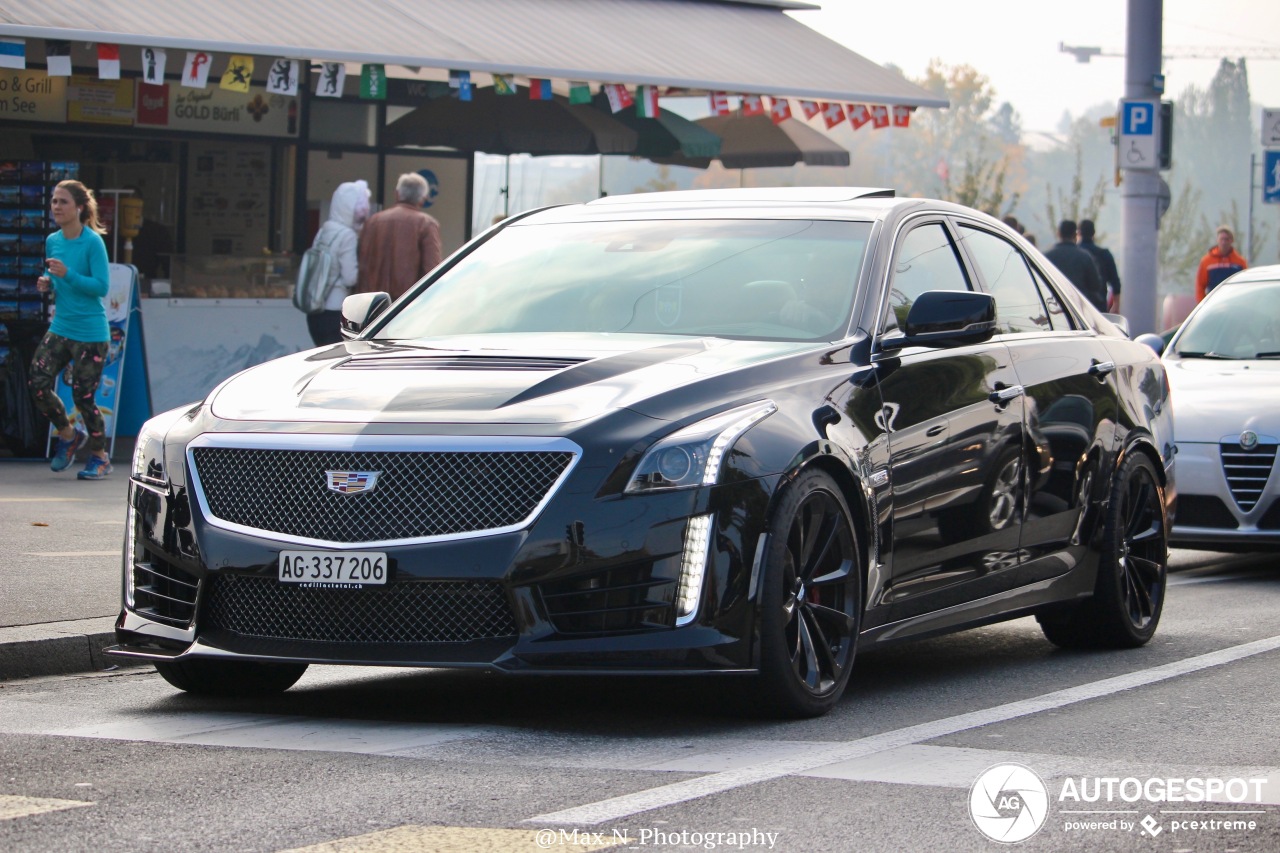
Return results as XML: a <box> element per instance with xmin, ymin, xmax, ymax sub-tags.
<box><xmin>883</xmin><ymin>222</ymin><xmax>971</xmax><ymax>332</ymax></box>
<box><xmin>1031</xmin><ymin>266</ymin><xmax>1076</xmax><ymax>330</ymax></box>
<box><xmin>958</xmin><ymin>225</ymin><xmax>1054</xmax><ymax>333</ymax></box>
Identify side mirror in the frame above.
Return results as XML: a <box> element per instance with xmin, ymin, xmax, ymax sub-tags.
<box><xmin>883</xmin><ymin>290</ymin><xmax>997</xmax><ymax>350</ymax></box>
<box><xmin>1135</xmin><ymin>332</ymin><xmax>1166</xmax><ymax>356</ymax></box>
<box><xmin>1102</xmin><ymin>312</ymin><xmax>1131</xmax><ymax>338</ymax></box>
<box><xmin>340</xmin><ymin>292</ymin><xmax>390</xmax><ymax>339</ymax></box>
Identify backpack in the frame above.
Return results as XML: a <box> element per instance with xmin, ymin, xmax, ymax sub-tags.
<box><xmin>292</xmin><ymin>229</ymin><xmax>339</xmax><ymax>314</ymax></box>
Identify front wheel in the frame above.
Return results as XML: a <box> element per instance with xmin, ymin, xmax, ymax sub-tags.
<box><xmin>754</xmin><ymin>469</ymin><xmax>862</xmax><ymax>718</ymax></box>
<box><xmin>1038</xmin><ymin>451</ymin><xmax>1168</xmax><ymax>649</ymax></box>
<box><xmin>154</xmin><ymin>659</ymin><xmax>309</xmax><ymax>696</ymax></box>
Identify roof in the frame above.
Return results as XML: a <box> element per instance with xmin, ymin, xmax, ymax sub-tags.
<box><xmin>0</xmin><ymin>0</ymin><xmax>947</xmax><ymax>108</ymax></box>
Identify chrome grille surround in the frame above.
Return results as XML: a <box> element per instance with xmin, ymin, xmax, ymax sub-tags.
<box><xmin>187</xmin><ymin>433</ymin><xmax>581</xmax><ymax>547</ymax></box>
<box><xmin>1220</xmin><ymin>442</ymin><xmax>1277</xmax><ymax>511</ymax></box>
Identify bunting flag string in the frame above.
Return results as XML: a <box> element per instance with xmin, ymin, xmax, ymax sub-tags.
<box><xmin>892</xmin><ymin>104</ymin><xmax>915</xmax><ymax>127</ymax></box>
<box><xmin>769</xmin><ymin>97</ymin><xmax>792</xmax><ymax>124</ymax></box>
<box><xmin>740</xmin><ymin>94</ymin><xmax>765</xmax><ymax>117</ymax></box>
<box><xmin>97</xmin><ymin>43</ymin><xmax>120</xmax><ymax>79</ymax></box>
<box><xmin>870</xmin><ymin>104</ymin><xmax>890</xmax><ymax>129</ymax></box>
<box><xmin>448</xmin><ymin>69</ymin><xmax>471</xmax><ymax>101</ymax></box>
<box><xmin>316</xmin><ymin>62</ymin><xmax>345</xmax><ymax>97</ymax></box>
<box><xmin>493</xmin><ymin>74</ymin><xmax>517</xmax><ymax>95</ymax></box>
<box><xmin>265</xmin><ymin>59</ymin><xmax>298</xmax><ymax>95</ymax></box>
<box><xmin>603</xmin><ymin>83</ymin><xmax>633</xmax><ymax>113</ymax></box>
<box><xmin>800</xmin><ymin>100</ymin><xmax>821</xmax><ymax>120</ymax></box>
<box><xmin>636</xmin><ymin>85</ymin><xmax>659</xmax><ymax>118</ymax></box>
<box><xmin>0</xmin><ymin>37</ymin><xmax>24</xmax><ymax>70</ymax></box>
<box><xmin>568</xmin><ymin>81</ymin><xmax>591</xmax><ymax>104</ymax></box>
<box><xmin>821</xmin><ymin>102</ymin><xmax>845</xmax><ymax>129</ymax></box>
<box><xmin>529</xmin><ymin>78</ymin><xmax>553</xmax><ymax>101</ymax></box>
<box><xmin>220</xmin><ymin>54</ymin><xmax>253</xmax><ymax>92</ymax></box>
<box><xmin>360</xmin><ymin>63</ymin><xmax>385</xmax><ymax>100</ymax></box>
<box><xmin>141</xmin><ymin>47</ymin><xmax>166</xmax><ymax>84</ymax></box>
<box><xmin>709</xmin><ymin>91</ymin><xmax>730</xmax><ymax>116</ymax></box>
<box><xmin>848</xmin><ymin>104</ymin><xmax>871</xmax><ymax>130</ymax></box>
<box><xmin>45</xmin><ymin>40</ymin><xmax>71</xmax><ymax>76</ymax></box>
<box><xmin>182</xmin><ymin>50</ymin><xmax>212</xmax><ymax>88</ymax></box>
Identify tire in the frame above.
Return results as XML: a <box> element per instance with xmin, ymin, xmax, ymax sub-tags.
<box><xmin>1038</xmin><ymin>452</ymin><xmax>1168</xmax><ymax>649</ymax></box>
<box><xmin>154</xmin><ymin>659</ymin><xmax>309</xmax><ymax>696</ymax></box>
<box><xmin>938</xmin><ymin>446</ymin><xmax>1022</xmax><ymax>543</ymax></box>
<box><xmin>754</xmin><ymin>469</ymin><xmax>862</xmax><ymax>718</ymax></box>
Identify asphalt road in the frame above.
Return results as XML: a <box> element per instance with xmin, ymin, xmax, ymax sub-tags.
<box><xmin>1</xmin><ymin>550</ymin><xmax>1278</xmax><ymax>852</ymax></box>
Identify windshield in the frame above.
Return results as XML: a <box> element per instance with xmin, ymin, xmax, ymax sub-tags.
<box><xmin>1173</xmin><ymin>279</ymin><xmax>1280</xmax><ymax>359</ymax></box>
<box><xmin>375</xmin><ymin>218</ymin><xmax>871</xmax><ymax>342</ymax></box>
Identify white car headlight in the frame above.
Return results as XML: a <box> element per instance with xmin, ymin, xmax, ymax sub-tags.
<box><xmin>625</xmin><ymin>400</ymin><xmax>777</xmax><ymax>494</ymax></box>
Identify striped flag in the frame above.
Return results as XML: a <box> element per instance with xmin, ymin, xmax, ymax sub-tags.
<box><xmin>493</xmin><ymin>74</ymin><xmax>517</xmax><ymax>95</ymax></box>
<box><xmin>708</xmin><ymin>91</ymin><xmax>730</xmax><ymax>116</ymax></box>
<box><xmin>603</xmin><ymin>84</ymin><xmax>633</xmax><ymax>113</ymax></box>
<box><xmin>45</xmin><ymin>40</ymin><xmax>71</xmax><ymax>76</ymax></box>
<box><xmin>636</xmin><ymin>85</ymin><xmax>659</xmax><ymax>118</ymax></box>
<box><xmin>769</xmin><ymin>97</ymin><xmax>792</xmax><ymax>124</ymax></box>
<box><xmin>740</xmin><ymin>95</ymin><xmax>765</xmax><ymax>116</ymax></box>
<box><xmin>848</xmin><ymin>104</ymin><xmax>872</xmax><ymax>130</ymax></box>
<box><xmin>892</xmin><ymin>105</ymin><xmax>915</xmax><ymax>127</ymax></box>
<box><xmin>140</xmin><ymin>47</ymin><xmax>167</xmax><ymax>84</ymax></box>
<box><xmin>529</xmin><ymin>78</ymin><xmax>553</xmax><ymax>100</ymax></box>
<box><xmin>0</xmin><ymin>37</ymin><xmax>25</xmax><ymax>70</ymax></box>
<box><xmin>821</xmin><ymin>102</ymin><xmax>845</xmax><ymax>129</ymax></box>
<box><xmin>97</xmin><ymin>43</ymin><xmax>120</xmax><ymax>79</ymax></box>
<box><xmin>800</xmin><ymin>100</ymin><xmax>821</xmax><ymax>120</ymax></box>
<box><xmin>568</xmin><ymin>81</ymin><xmax>591</xmax><ymax>104</ymax></box>
<box><xmin>870</xmin><ymin>104</ymin><xmax>890</xmax><ymax>128</ymax></box>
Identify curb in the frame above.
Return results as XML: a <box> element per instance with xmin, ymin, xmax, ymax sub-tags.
<box><xmin>0</xmin><ymin>616</ymin><xmax>127</xmax><ymax>680</ymax></box>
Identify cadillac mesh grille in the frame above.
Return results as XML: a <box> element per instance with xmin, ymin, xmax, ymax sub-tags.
<box><xmin>191</xmin><ymin>447</ymin><xmax>574</xmax><ymax>542</ymax></box>
<box><xmin>1220</xmin><ymin>443</ymin><xmax>1277</xmax><ymax>511</ymax></box>
<box><xmin>203</xmin><ymin>575</ymin><xmax>516</xmax><ymax>643</ymax></box>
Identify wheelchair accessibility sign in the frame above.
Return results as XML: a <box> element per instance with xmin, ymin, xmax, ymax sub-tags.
<box><xmin>1120</xmin><ymin>99</ymin><xmax>1158</xmax><ymax>171</ymax></box>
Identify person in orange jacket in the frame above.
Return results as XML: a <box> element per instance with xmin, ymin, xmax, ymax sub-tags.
<box><xmin>1195</xmin><ymin>225</ymin><xmax>1248</xmax><ymax>302</ymax></box>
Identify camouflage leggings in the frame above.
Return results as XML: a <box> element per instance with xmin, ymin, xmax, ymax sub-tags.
<box><xmin>28</xmin><ymin>332</ymin><xmax>109</xmax><ymax>453</ymax></box>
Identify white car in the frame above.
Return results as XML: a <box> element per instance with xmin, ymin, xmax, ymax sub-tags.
<box><xmin>1164</xmin><ymin>264</ymin><xmax>1280</xmax><ymax>550</ymax></box>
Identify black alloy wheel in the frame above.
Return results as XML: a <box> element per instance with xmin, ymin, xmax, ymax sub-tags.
<box><xmin>1038</xmin><ymin>452</ymin><xmax>1168</xmax><ymax>649</ymax></box>
<box><xmin>756</xmin><ymin>469</ymin><xmax>861</xmax><ymax>718</ymax></box>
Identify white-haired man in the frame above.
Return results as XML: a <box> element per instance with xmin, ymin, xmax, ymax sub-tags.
<box><xmin>356</xmin><ymin>172</ymin><xmax>443</xmax><ymax>301</ymax></box>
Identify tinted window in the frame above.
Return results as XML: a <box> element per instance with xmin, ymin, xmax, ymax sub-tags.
<box><xmin>883</xmin><ymin>222</ymin><xmax>971</xmax><ymax>331</ymax></box>
<box><xmin>1030</xmin><ymin>267</ymin><xmax>1074</xmax><ymax>330</ymax></box>
<box><xmin>377</xmin><ymin>219</ymin><xmax>871</xmax><ymax>342</ymax></box>
<box><xmin>958</xmin><ymin>225</ymin><xmax>1054</xmax><ymax>333</ymax></box>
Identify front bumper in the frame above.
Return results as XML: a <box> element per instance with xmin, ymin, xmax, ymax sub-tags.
<box><xmin>1169</xmin><ymin>441</ymin><xmax>1280</xmax><ymax>549</ymax></box>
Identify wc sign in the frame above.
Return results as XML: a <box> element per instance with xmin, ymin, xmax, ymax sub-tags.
<box><xmin>1119</xmin><ymin>99</ymin><xmax>1158</xmax><ymax>171</ymax></box>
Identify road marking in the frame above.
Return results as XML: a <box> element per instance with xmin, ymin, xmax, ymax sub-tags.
<box><xmin>0</xmin><ymin>498</ymin><xmax>89</xmax><ymax>503</ymax></box>
<box><xmin>278</xmin><ymin>825</ymin><xmax>621</xmax><ymax>852</ymax></box>
<box><xmin>0</xmin><ymin>794</ymin><xmax>93</xmax><ymax>821</ymax></box>
<box><xmin>20</xmin><ymin>551</ymin><xmax>120</xmax><ymax>557</ymax></box>
<box><xmin>527</xmin><ymin>633</ymin><xmax>1280</xmax><ymax>825</ymax></box>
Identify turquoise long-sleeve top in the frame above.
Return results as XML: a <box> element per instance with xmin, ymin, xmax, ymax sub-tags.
<box><xmin>47</xmin><ymin>226</ymin><xmax>110</xmax><ymax>343</ymax></box>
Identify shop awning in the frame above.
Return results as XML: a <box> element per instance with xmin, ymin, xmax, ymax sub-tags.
<box><xmin>0</xmin><ymin>0</ymin><xmax>947</xmax><ymax>108</ymax></box>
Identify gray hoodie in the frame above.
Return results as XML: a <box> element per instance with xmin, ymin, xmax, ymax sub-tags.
<box><xmin>314</xmin><ymin>180</ymin><xmax>370</xmax><ymax>311</ymax></box>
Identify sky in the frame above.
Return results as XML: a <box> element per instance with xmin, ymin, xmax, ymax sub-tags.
<box><xmin>787</xmin><ymin>0</ymin><xmax>1280</xmax><ymax>133</ymax></box>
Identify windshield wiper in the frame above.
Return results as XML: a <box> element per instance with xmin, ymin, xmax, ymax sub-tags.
<box><xmin>1255</xmin><ymin>352</ymin><xmax>1280</xmax><ymax>359</ymax></box>
<box><xmin>1176</xmin><ymin>351</ymin><xmax>1236</xmax><ymax>359</ymax></box>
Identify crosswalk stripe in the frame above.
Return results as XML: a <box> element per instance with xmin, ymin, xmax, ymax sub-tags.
<box><xmin>0</xmin><ymin>794</ymin><xmax>93</xmax><ymax>821</ymax></box>
<box><xmin>277</xmin><ymin>825</ymin><xmax>621</xmax><ymax>852</ymax></box>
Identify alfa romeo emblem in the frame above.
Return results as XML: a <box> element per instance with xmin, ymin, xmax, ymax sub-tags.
<box><xmin>1240</xmin><ymin>430</ymin><xmax>1259</xmax><ymax>451</ymax></box>
<box><xmin>325</xmin><ymin>471</ymin><xmax>380</xmax><ymax>494</ymax></box>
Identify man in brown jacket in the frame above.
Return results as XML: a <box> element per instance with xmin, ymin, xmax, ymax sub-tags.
<box><xmin>356</xmin><ymin>172</ymin><xmax>443</xmax><ymax>300</ymax></box>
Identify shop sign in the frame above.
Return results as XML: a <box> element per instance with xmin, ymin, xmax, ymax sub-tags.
<box><xmin>67</xmin><ymin>75</ymin><xmax>135</xmax><ymax>125</ymax></box>
<box><xmin>165</xmin><ymin>84</ymin><xmax>298</xmax><ymax>137</ymax></box>
<box><xmin>0</xmin><ymin>70</ymin><xmax>67</xmax><ymax>123</ymax></box>
<box><xmin>135</xmin><ymin>82</ymin><xmax>169</xmax><ymax>125</ymax></box>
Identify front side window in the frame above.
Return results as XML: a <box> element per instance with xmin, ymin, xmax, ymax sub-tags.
<box><xmin>883</xmin><ymin>222</ymin><xmax>972</xmax><ymax>332</ymax></box>
<box><xmin>376</xmin><ymin>219</ymin><xmax>872</xmax><ymax>342</ymax></box>
<box><xmin>957</xmin><ymin>225</ymin><xmax>1054</xmax><ymax>333</ymax></box>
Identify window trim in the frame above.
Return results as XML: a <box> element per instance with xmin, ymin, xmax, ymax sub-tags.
<box><xmin>872</xmin><ymin>213</ymin><xmax>976</xmax><ymax>344</ymax></box>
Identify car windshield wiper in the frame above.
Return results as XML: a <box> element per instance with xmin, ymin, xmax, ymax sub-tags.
<box><xmin>1255</xmin><ymin>352</ymin><xmax>1280</xmax><ymax>358</ymax></box>
<box><xmin>1176</xmin><ymin>351</ymin><xmax>1237</xmax><ymax>359</ymax></box>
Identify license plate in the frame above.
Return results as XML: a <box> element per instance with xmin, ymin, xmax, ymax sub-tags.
<box><xmin>278</xmin><ymin>551</ymin><xmax>388</xmax><ymax>586</ymax></box>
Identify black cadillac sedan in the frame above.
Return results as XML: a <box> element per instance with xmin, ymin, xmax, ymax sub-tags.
<box><xmin>111</xmin><ymin>188</ymin><xmax>1174</xmax><ymax>718</ymax></box>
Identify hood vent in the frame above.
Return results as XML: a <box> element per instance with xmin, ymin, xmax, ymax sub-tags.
<box><xmin>337</xmin><ymin>355</ymin><xmax>587</xmax><ymax>371</ymax></box>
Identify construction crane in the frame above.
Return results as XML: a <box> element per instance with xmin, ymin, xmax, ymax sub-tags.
<box><xmin>1060</xmin><ymin>42</ymin><xmax>1280</xmax><ymax>62</ymax></box>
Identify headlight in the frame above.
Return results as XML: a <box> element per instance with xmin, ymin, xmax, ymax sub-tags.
<box><xmin>625</xmin><ymin>400</ymin><xmax>777</xmax><ymax>494</ymax></box>
<box><xmin>131</xmin><ymin>406</ymin><xmax>194</xmax><ymax>485</ymax></box>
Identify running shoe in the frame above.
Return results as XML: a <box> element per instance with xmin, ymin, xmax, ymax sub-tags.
<box><xmin>50</xmin><ymin>428</ymin><xmax>87</xmax><ymax>472</ymax></box>
<box><xmin>77</xmin><ymin>456</ymin><xmax>113</xmax><ymax>480</ymax></box>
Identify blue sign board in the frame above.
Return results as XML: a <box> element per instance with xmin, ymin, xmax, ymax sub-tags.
<box><xmin>1122</xmin><ymin>101</ymin><xmax>1155</xmax><ymax>136</ymax></box>
<box><xmin>1119</xmin><ymin>99</ymin><xmax>1158</xmax><ymax>171</ymax></box>
<box><xmin>1265</xmin><ymin>150</ymin><xmax>1280</xmax><ymax>205</ymax></box>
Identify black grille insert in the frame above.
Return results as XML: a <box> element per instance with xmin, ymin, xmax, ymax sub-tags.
<box><xmin>133</xmin><ymin>553</ymin><xmax>199</xmax><ymax>628</ymax></box>
<box><xmin>1220</xmin><ymin>443</ymin><xmax>1277</xmax><ymax>511</ymax></box>
<box><xmin>539</xmin><ymin>559</ymin><xmax>678</xmax><ymax>635</ymax></box>
<box><xmin>191</xmin><ymin>447</ymin><xmax>574</xmax><ymax>542</ymax></box>
<box><xmin>203</xmin><ymin>575</ymin><xmax>517</xmax><ymax>643</ymax></box>
<box><xmin>1174</xmin><ymin>495</ymin><xmax>1239</xmax><ymax>529</ymax></box>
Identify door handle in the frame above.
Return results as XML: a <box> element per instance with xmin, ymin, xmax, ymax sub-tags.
<box><xmin>926</xmin><ymin>424</ymin><xmax>946</xmax><ymax>437</ymax></box>
<box><xmin>988</xmin><ymin>383</ymin><xmax>1024</xmax><ymax>405</ymax></box>
<box><xmin>1089</xmin><ymin>359</ymin><xmax>1116</xmax><ymax>378</ymax></box>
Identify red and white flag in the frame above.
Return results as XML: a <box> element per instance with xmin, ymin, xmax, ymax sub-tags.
<box><xmin>708</xmin><ymin>91</ymin><xmax>730</xmax><ymax>116</ymax></box>
<box><xmin>800</xmin><ymin>100</ymin><xmax>821</xmax><ymax>121</ymax></box>
<box><xmin>848</xmin><ymin>104</ymin><xmax>872</xmax><ymax>130</ymax></box>
<box><xmin>870</xmin><ymin>104</ymin><xmax>890</xmax><ymax>129</ymax></box>
<box><xmin>183</xmin><ymin>50</ymin><xmax>213</xmax><ymax>88</ymax></box>
<box><xmin>821</xmin><ymin>102</ymin><xmax>845</xmax><ymax>129</ymax></box>
<box><xmin>769</xmin><ymin>97</ymin><xmax>792</xmax><ymax>124</ymax></box>
<box><xmin>740</xmin><ymin>94</ymin><xmax>765</xmax><ymax>116</ymax></box>
<box><xmin>636</xmin><ymin>84</ymin><xmax>659</xmax><ymax>118</ymax></box>
<box><xmin>603</xmin><ymin>83</ymin><xmax>633</xmax><ymax>113</ymax></box>
<box><xmin>892</xmin><ymin>105</ymin><xmax>915</xmax><ymax>127</ymax></box>
<box><xmin>97</xmin><ymin>43</ymin><xmax>120</xmax><ymax>79</ymax></box>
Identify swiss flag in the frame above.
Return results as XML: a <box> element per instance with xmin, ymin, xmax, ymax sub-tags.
<box><xmin>769</xmin><ymin>97</ymin><xmax>792</xmax><ymax>124</ymax></box>
<box><xmin>821</xmin><ymin>102</ymin><xmax>845</xmax><ymax>129</ymax></box>
<box><xmin>848</xmin><ymin>104</ymin><xmax>872</xmax><ymax>130</ymax></box>
<box><xmin>892</xmin><ymin>105</ymin><xmax>915</xmax><ymax>127</ymax></box>
<box><xmin>740</xmin><ymin>94</ymin><xmax>765</xmax><ymax>116</ymax></box>
<box><xmin>709</xmin><ymin>91</ymin><xmax>730</xmax><ymax>116</ymax></box>
<box><xmin>870</xmin><ymin>104</ymin><xmax>890</xmax><ymax>129</ymax></box>
<box><xmin>800</xmin><ymin>100</ymin><xmax>821</xmax><ymax>120</ymax></box>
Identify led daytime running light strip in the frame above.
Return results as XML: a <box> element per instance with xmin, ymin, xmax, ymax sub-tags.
<box><xmin>676</xmin><ymin>513</ymin><xmax>714</xmax><ymax>625</ymax></box>
<box><xmin>701</xmin><ymin>402</ymin><xmax>777</xmax><ymax>485</ymax></box>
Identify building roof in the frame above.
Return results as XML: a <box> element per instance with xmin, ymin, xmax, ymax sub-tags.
<box><xmin>0</xmin><ymin>0</ymin><xmax>947</xmax><ymax>108</ymax></box>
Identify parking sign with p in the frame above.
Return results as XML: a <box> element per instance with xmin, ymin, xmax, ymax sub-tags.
<box><xmin>1120</xmin><ymin>99</ymin><xmax>1158</xmax><ymax>171</ymax></box>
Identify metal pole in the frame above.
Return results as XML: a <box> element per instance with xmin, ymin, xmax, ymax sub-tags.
<box><xmin>1248</xmin><ymin>153</ymin><xmax>1256</xmax><ymax>260</ymax></box>
<box><xmin>1121</xmin><ymin>0</ymin><xmax>1162</xmax><ymax>335</ymax></box>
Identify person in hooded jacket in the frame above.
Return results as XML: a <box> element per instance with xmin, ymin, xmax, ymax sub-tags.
<box><xmin>307</xmin><ymin>180</ymin><xmax>370</xmax><ymax>346</ymax></box>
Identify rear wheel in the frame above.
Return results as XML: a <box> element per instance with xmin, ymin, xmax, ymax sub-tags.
<box><xmin>154</xmin><ymin>659</ymin><xmax>309</xmax><ymax>696</ymax></box>
<box><xmin>1038</xmin><ymin>452</ymin><xmax>1168</xmax><ymax>649</ymax></box>
<box><xmin>755</xmin><ymin>470</ymin><xmax>861</xmax><ymax>718</ymax></box>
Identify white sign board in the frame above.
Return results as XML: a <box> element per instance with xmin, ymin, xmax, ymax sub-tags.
<box><xmin>1119</xmin><ymin>99</ymin><xmax>1158</xmax><ymax>171</ymax></box>
<box><xmin>1263</xmin><ymin>109</ymin><xmax>1280</xmax><ymax>148</ymax></box>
